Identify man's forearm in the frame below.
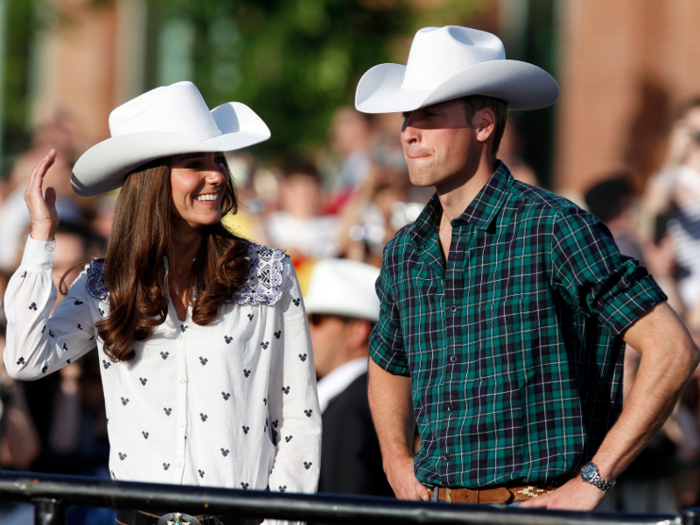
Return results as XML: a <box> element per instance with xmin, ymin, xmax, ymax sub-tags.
<box><xmin>367</xmin><ymin>359</ymin><xmax>414</xmax><ymax>465</ymax></box>
<box><xmin>367</xmin><ymin>359</ymin><xmax>430</xmax><ymax>500</ymax></box>
<box><xmin>521</xmin><ymin>302</ymin><xmax>699</xmax><ymax>510</ymax></box>
<box><xmin>593</xmin><ymin>302</ymin><xmax>699</xmax><ymax>482</ymax></box>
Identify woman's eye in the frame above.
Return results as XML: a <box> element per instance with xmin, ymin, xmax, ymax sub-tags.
<box><xmin>186</xmin><ymin>162</ymin><xmax>202</xmax><ymax>169</ymax></box>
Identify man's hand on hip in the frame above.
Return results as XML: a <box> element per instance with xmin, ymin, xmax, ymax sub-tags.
<box><xmin>517</xmin><ymin>477</ymin><xmax>606</xmax><ymax>511</ymax></box>
<box><xmin>385</xmin><ymin>454</ymin><xmax>430</xmax><ymax>501</ymax></box>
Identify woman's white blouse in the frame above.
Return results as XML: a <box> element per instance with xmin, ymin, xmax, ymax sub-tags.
<box><xmin>4</xmin><ymin>236</ymin><xmax>322</xmax><ymax>497</ymax></box>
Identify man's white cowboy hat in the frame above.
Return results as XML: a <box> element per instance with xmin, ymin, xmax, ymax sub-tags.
<box><xmin>304</xmin><ymin>259</ymin><xmax>380</xmax><ymax>322</ymax></box>
<box><xmin>71</xmin><ymin>81</ymin><xmax>270</xmax><ymax>197</ymax></box>
<box><xmin>355</xmin><ymin>26</ymin><xmax>559</xmax><ymax>114</ymax></box>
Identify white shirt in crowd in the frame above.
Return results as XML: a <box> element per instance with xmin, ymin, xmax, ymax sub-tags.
<box><xmin>4</xmin><ymin>236</ymin><xmax>322</xmax><ymax>499</ymax></box>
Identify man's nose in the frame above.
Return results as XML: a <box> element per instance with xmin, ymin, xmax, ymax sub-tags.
<box><xmin>401</xmin><ymin>114</ymin><xmax>420</xmax><ymax>144</ymax></box>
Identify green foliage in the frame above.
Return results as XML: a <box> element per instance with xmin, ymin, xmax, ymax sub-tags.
<box><xmin>3</xmin><ymin>0</ymin><xmax>38</xmax><ymax>158</ymax></box>
<box><xmin>144</xmin><ymin>0</ymin><xmax>481</xmax><ymax>159</ymax></box>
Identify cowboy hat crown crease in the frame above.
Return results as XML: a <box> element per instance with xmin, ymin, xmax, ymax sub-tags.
<box><xmin>109</xmin><ymin>81</ymin><xmax>222</xmax><ymax>141</ymax></box>
<box><xmin>354</xmin><ymin>25</ymin><xmax>559</xmax><ymax>114</ymax></box>
<box><xmin>401</xmin><ymin>26</ymin><xmax>505</xmax><ymax>91</ymax></box>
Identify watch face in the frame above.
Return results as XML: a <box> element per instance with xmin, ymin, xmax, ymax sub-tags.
<box><xmin>581</xmin><ymin>462</ymin><xmax>597</xmax><ymax>481</ymax></box>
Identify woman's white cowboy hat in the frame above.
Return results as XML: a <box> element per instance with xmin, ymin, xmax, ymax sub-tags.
<box><xmin>72</xmin><ymin>81</ymin><xmax>271</xmax><ymax>197</ymax></box>
<box><xmin>304</xmin><ymin>259</ymin><xmax>380</xmax><ymax>322</ymax></box>
<box><xmin>355</xmin><ymin>26</ymin><xmax>559</xmax><ymax>114</ymax></box>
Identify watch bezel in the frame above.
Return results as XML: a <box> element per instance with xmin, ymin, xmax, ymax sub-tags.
<box><xmin>580</xmin><ymin>462</ymin><xmax>597</xmax><ymax>482</ymax></box>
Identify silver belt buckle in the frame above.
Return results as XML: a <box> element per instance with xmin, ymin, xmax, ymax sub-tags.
<box><xmin>157</xmin><ymin>513</ymin><xmax>203</xmax><ymax>525</ymax></box>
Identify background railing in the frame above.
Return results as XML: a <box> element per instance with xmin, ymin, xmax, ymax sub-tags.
<box><xmin>0</xmin><ymin>470</ymin><xmax>696</xmax><ymax>525</ymax></box>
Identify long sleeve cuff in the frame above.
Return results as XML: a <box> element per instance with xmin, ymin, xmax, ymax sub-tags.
<box><xmin>20</xmin><ymin>235</ymin><xmax>56</xmax><ymax>274</ymax></box>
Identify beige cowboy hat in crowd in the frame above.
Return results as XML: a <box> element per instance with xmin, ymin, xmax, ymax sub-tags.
<box><xmin>72</xmin><ymin>81</ymin><xmax>270</xmax><ymax>197</ymax></box>
<box><xmin>355</xmin><ymin>26</ymin><xmax>559</xmax><ymax>114</ymax></box>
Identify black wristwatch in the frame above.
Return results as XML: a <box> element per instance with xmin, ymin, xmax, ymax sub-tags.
<box><xmin>580</xmin><ymin>462</ymin><xmax>615</xmax><ymax>492</ymax></box>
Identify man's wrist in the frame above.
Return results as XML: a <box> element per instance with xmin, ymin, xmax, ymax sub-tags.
<box><xmin>580</xmin><ymin>462</ymin><xmax>615</xmax><ymax>493</ymax></box>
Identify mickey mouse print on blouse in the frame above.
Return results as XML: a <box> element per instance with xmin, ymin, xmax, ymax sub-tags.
<box><xmin>4</xmin><ymin>238</ymin><xmax>321</xmax><ymax>493</ymax></box>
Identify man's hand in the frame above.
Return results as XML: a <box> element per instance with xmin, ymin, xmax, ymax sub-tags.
<box><xmin>384</xmin><ymin>453</ymin><xmax>430</xmax><ymax>501</ymax></box>
<box><xmin>518</xmin><ymin>477</ymin><xmax>606</xmax><ymax>511</ymax></box>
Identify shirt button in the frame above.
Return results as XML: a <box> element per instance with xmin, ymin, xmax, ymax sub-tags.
<box><xmin>177</xmin><ymin>334</ymin><xmax>183</xmax><ymax>341</ymax></box>
<box><xmin>449</xmin><ymin>355</ymin><xmax>458</xmax><ymax>363</ymax></box>
<box><xmin>177</xmin><ymin>462</ymin><xmax>183</xmax><ymax>468</ymax></box>
<box><xmin>449</xmin><ymin>305</ymin><xmax>457</xmax><ymax>312</ymax></box>
<box><xmin>442</xmin><ymin>454</ymin><xmax>450</xmax><ymax>462</ymax></box>
<box><xmin>447</xmin><ymin>404</ymin><xmax>455</xmax><ymax>412</ymax></box>
<box><xmin>179</xmin><ymin>419</ymin><xmax>185</xmax><ymax>427</ymax></box>
<box><xmin>45</xmin><ymin>245</ymin><xmax>54</xmax><ymax>253</ymax></box>
<box><xmin>178</xmin><ymin>376</ymin><xmax>186</xmax><ymax>384</ymax></box>
<box><xmin>42</xmin><ymin>263</ymin><xmax>51</xmax><ymax>270</ymax></box>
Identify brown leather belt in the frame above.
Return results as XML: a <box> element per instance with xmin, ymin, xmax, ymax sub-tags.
<box><xmin>427</xmin><ymin>485</ymin><xmax>554</xmax><ymax>504</ymax></box>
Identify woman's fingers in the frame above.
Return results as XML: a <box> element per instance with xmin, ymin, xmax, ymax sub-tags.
<box><xmin>44</xmin><ymin>186</ymin><xmax>57</xmax><ymax>210</ymax></box>
<box><xmin>25</xmin><ymin>150</ymin><xmax>57</xmax><ymax>213</ymax></box>
<box><xmin>25</xmin><ymin>150</ymin><xmax>60</xmax><ymax>241</ymax></box>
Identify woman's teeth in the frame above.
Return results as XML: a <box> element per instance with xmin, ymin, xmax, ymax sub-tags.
<box><xmin>196</xmin><ymin>193</ymin><xmax>218</xmax><ymax>201</ymax></box>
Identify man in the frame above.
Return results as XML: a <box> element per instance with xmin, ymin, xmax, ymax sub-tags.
<box><xmin>304</xmin><ymin>259</ymin><xmax>393</xmax><ymax>497</ymax></box>
<box><xmin>355</xmin><ymin>26</ymin><xmax>699</xmax><ymax>510</ymax></box>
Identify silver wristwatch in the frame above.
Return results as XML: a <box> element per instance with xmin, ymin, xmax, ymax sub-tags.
<box><xmin>580</xmin><ymin>462</ymin><xmax>615</xmax><ymax>492</ymax></box>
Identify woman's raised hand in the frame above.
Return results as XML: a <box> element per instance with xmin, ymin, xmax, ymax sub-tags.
<box><xmin>24</xmin><ymin>149</ymin><xmax>59</xmax><ymax>242</ymax></box>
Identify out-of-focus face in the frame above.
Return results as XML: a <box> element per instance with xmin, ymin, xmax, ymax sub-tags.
<box><xmin>308</xmin><ymin>313</ymin><xmax>348</xmax><ymax>378</ymax></box>
<box><xmin>53</xmin><ymin>232</ymin><xmax>87</xmax><ymax>292</ymax></box>
<box><xmin>169</xmin><ymin>152</ymin><xmax>228</xmax><ymax>231</ymax></box>
<box><xmin>280</xmin><ymin>174</ymin><xmax>321</xmax><ymax>219</ymax></box>
<box><xmin>400</xmin><ymin>99</ymin><xmax>480</xmax><ymax>190</ymax></box>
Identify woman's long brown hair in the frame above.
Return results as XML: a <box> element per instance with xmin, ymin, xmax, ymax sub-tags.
<box><xmin>96</xmin><ymin>157</ymin><xmax>250</xmax><ymax>362</ymax></box>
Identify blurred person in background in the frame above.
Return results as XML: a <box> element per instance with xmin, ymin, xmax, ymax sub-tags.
<box><xmin>643</xmin><ymin>98</ymin><xmax>700</xmax><ymax>312</ymax></box>
<box><xmin>327</xmin><ymin>107</ymin><xmax>374</xmax><ymax>212</ymax></box>
<box><xmin>0</xmin><ymin>133</ymin><xmax>83</xmax><ymax>274</ymax></box>
<box><xmin>304</xmin><ymin>258</ymin><xmax>392</xmax><ymax>498</ymax></box>
<box><xmin>585</xmin><ymin>175</ymin><xmax>645</xmax><ymax>263</ymax></box>
<box><xmin>265</xmin><ymin>159</ymin><xmax>341</xmax><ymax>265</ymax></box>
<box><xmin>336</xmin><ymin>133</ymin><xmax>422</xmax><ymax>265</ymax></box>
<box><xmin>4</xmin><ymin>81</ymin><xmax>321</xmax><ymax>525</ymax></box>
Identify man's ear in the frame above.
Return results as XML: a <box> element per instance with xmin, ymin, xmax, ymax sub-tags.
<box><xmin>473</xmin><ymin>108</ymin><xmax>496</xmax><ymax>145</ymax></box>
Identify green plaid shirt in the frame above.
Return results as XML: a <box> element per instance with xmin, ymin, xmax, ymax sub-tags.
<box><xmin>369</xmin><ymin>162</ymin><xmax>666</xmax><ymax>489</ymax></box>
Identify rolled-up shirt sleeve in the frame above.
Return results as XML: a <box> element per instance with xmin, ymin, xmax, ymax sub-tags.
<box><xmin>369</xmin><ymin>248</ymin><xmax>409</xmax><ymax>376</ymax></box>
<box><xmin>4</xmin><ymin>235</ymin><xmax>96</xmax><ymax>380</ymax></box>
<box><xmin>548</xmin><ymin>208</ymin><xmax>667</xmax><ymax>336</ymax></box>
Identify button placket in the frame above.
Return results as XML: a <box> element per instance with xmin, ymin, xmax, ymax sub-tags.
<box><xmin>174</xmin><ymin>327</ymin><xmax>188</xmax><ymax>483</ymax></box>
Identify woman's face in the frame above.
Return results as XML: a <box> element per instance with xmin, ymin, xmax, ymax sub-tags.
<box><xmin>169</xmin><ymin>152</ymin><xmax>228</xmax><ymax>231</ymax></box>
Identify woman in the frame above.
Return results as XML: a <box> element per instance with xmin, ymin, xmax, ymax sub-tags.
<box><xmin>3</xmin><ymin>81</ymin><xmax>321</xmax><ymax>524</ymax></box>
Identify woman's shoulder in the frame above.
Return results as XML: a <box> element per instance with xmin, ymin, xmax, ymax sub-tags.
<box><xmin>85</xmin><ymin>259</ymin><xmax>109</xmax><ymax>302</ymax></box>
<box><xmin>228</xmin><ymin>243</ymin><xmax>289</xmax><ymax>307</ymax></box>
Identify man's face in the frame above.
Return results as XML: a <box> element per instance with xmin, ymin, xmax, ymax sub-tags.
<box><xmin>400</xmin><ymin>99</ymin><xmax>480</xmax><ymax>189</ymax></box>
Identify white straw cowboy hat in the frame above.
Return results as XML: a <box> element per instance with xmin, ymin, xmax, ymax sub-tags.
<box><xmin>304</xmin><ymin>259</ymin><xmax>380</xmax><ymax>322</ymax></box>
<box><xmin>72</xmin><ymin>81</ymin><xmax>271</xmax><ymax>197</ymax></box>
<box><xmin>355</xmin><ymin>26</ymin><xmax>559</xmax><ymax>114</ymax></box>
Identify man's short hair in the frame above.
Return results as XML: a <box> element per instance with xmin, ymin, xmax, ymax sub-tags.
<box><xmin>461</xmin><ymin>95</ymin><xmax>508</xmax><ymax>155</ymax></box>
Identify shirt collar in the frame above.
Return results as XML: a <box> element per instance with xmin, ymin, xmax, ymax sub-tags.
<box><xmin>410</xmin><ymin>162</ymin><xmax>513</xmax><ymax>246</ymax></box>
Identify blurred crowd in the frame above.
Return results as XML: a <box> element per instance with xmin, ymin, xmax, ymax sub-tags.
<box><xmin>1</xmin><ymin>98</ymin><xmax>700</xmax><ymax>521</ymax></box>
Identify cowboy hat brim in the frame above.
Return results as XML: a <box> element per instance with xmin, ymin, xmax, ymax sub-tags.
<box><xmin>71</xmin><ymin>102</ymin><xmax>270</xmax><ymax>197</ymax></box>
<box><xmin>355</xmin><ymin>59</ymin><xmax>559</xmax><ymax>113</ymax></box>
